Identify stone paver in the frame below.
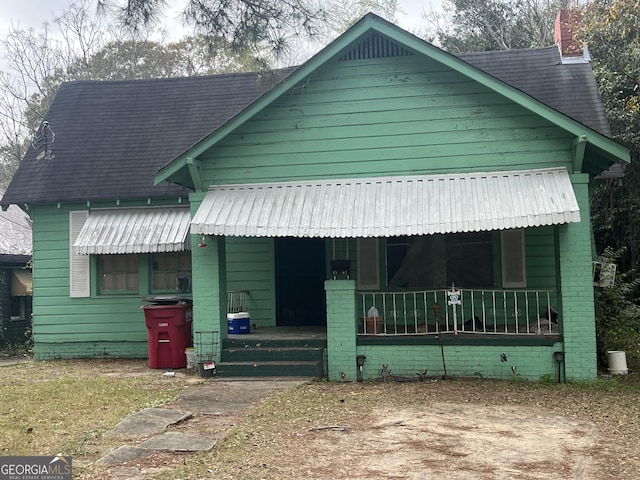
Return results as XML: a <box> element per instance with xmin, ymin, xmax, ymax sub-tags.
<box><xmin>107</xmin><ymin>408</ymin><xmax>193</xmax><ymax>437</ymax></box>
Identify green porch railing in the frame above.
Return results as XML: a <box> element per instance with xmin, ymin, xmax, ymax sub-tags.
<box><xmin>356</xmin><ymin>288</ymin><xmax>558</xmax><ymax>336</ymax></box>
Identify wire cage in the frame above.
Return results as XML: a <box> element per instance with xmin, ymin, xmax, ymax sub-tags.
<box><xmin>227</xmin><ymin>290</ymin><xmax>249</xmax><ymax>314</ymax></box>
<box><xmin>195</xmin><ymin>330</ymin><xmax>219</xmax><ymax>378</ymax></box>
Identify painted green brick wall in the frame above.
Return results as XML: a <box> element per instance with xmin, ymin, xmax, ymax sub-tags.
<box><xmin>325</xmin><ymin>280</ymin><xmax>358</xmax><ymax>381</ymax></box>
<box><xmin>558</xmin><ymin>175</ymin><xmax>597</xmax><ymax>380</ymax></box>
<box><xmin>190</xmin><ymin>233</ymin><xmax>226</xmax><ymax>363</ymax></box>
<box><xmin>355</xmin><ymin>343</ymin><xmax>564</xmax><ymax>380</ymax></box>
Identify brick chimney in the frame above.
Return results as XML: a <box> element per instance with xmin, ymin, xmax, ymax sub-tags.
<box><xmin>555</xmin><ymin>9</ymin><xmax>584</xmax><ymax>58</ymax></box>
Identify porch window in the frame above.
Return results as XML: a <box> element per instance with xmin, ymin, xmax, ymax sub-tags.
<box><xmin>357</xmin><ymin>238</ymin><xmax>380</xmax><ymax>290</ymax></box>
<box><xmin>100</xmin><ymin>254</ymin><xmax>139</xmax><ymax>293</ymax></box>
<box><xmin>501</xmin><ymin>229</ymin><xmax>526</xmax><ymax>287</ymax></box>
<box><xmin>386</xmin><ymin>233</ymin><xmax>494</xmax><ymax>289</ymax></box>
<box><xmin>152</xmin><ymin>252</ymin><xmax>192</xmax><ymax>292</ymax></box>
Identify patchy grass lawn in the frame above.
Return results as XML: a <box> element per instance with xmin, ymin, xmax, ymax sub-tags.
<box><xmin>0</xmin><ymin>359</ymin><xmax>186</xmax><ymax>459</ymax></box>
<box><xmin>2</xmin><ymin>359</ymin><xmax>640</xmax><ymax>479</ymax></box>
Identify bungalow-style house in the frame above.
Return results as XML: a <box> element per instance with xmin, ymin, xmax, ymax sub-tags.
<box><xmin>0</xmin><ymin>13</ymin><xmax>629</xmax><ymax>381</ymax></box>
<box><xmin>0</xmin><ymin>189</ymin><xmax>32</xmax><ymax>347</ymax></box>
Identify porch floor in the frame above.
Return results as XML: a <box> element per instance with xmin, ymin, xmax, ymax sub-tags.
<box><xmin>227</xmin><ymin>326</ymin><xmax>327</xmax><ymax>341</ymax></box>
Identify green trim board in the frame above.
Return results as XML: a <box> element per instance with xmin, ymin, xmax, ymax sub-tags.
<box><xmin>357</xmin><ymin>334</ymin><xmax>560</xmax><ymax>347</ymax></box>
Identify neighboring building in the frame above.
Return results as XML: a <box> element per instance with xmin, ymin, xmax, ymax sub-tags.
<box><xmin>0</xmin><ymin>14</ymin><xmax>629</xmax><ymax>380</ymax></box>
<box><xmin>0</xmin><ymin>189</ymin><xmax>32</xmax><ymax>347</ymax></box>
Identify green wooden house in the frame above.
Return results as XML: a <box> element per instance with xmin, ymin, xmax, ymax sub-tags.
<box><xmin>1</xmin><ymin>14</ymin><xmax>629</xmax><ymax>381</ymax></box>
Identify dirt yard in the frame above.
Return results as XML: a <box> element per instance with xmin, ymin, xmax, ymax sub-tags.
<box><xmin>284</xmin><ymin>403</ymin><xmax>600</xmax><ymax>479</ymax></box>
<box><xmin>164</xmin><ymin>375</ymin><xmax>640</xmax><ymax>480</ymax></box>
<box><xmin>4</xmin><ymin>358</ymin><xmax>638</xmax><ymax>479</ymax></box>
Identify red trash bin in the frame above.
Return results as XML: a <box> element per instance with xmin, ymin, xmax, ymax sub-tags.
<box><xmin>142</xmin><ymin>300</ymin><xmax>193</xmax><ymax>369</ymax></box>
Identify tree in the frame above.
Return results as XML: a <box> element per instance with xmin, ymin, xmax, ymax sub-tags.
<box><xmin>425</xmin><ymin>0</ymin><xmax>572</xmax><ymax>52</ymax></box>
<box><xmin>100</xmin><ymin>0</ymin><xmax>327</xmax><ymax>56</ymax></box>
<box><xmin>582</xmin><ymin>0</ymin><xmax>640</xmax><ymax>275</ymax></box>
<box><xmin>0</xmin><ymin>1</ymin><xmax>266</xmax><ymax>188</ymax></box>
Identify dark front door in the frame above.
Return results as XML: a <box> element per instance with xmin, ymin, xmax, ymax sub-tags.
<box><xmin>275</xmin><ymin>238</ymin><xmax>326</xmax><ymax>326</ymax></box>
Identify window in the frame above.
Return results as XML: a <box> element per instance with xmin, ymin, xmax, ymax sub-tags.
<box><xmin>100</xmin><ymin>254</ymin><xmax>139</xmax><ymax>292</ymax></box>
<box><xmin>383</xmin><ymin>232</ymin><xmax>501</xmax><ymax>290</ymax></box>
<box><xmin>152</xmin><ymin>252</ymin><xmax>192</xmax><ymax>292</ymax></box>
<box><xmin>357</xmin><ymin>238</ymin><xmax>380</xmax><ymax>290</ymax></box>
<box><xmin>10</xmin><ymin>296</ymin><xmax>31</xmax><ymax>321</ymax></box>
<box><xmin>501</xmin><ymin>229</ymin><xmax>526</xmax><ymax>287</ymax></box>
<box><xmin>446</xmin><ymin>232</ymin><xmax>494</xmax><ymax>288</ymax></box>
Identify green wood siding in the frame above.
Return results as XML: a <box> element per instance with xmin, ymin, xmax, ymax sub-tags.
<box><xmin>200</xmin><ymin>55</ymin><xmax>573</xmax><ymax>186</ymax></box>
<box><xmin>524</xmin><ymin>226</ymin><xmax>558</xmax><ymax>291</ymax></box>
<box><xmin>226</xmin><ymin>237</ymin><xmax>276</xmax><ymax>326</ymax></box>
<box><xmin>29</xmin><ymin>201</ymin><xmax>186</xmax><ymax>360</ymax></box>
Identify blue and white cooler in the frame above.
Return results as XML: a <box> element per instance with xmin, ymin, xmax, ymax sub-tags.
<box><xmin>227</xmin><ymin>312</ymin><xmax>251</xmax><ymax>334</ymax></box>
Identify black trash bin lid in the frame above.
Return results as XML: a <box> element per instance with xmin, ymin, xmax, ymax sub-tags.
<box><xmin>141</xmin><ymin>295</ymin><xmax>193</xmax><ymax>305</ymax></box>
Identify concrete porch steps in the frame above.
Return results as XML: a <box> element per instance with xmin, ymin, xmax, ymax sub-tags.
<box><xmin>216</xmin><ymin>334</ymin><xmax>326</xmax><ymax>378</ymax></box>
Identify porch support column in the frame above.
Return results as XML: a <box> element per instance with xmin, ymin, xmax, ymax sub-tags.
<box><xmin>558</xmin><ymin>173</ymin><xmax>597</xmax><ymax>380</ymax></box>
<box><xmin>191</xmin><ymin>233</ymin><xmax>227</xmax><ymax>363</ymax></box>
<box><xmin>325</xmin><ymin>280</ymin><xmax>357</xmax><ymax>381</ymax></box>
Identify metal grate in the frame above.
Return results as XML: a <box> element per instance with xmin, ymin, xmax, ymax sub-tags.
<box><xmin>227</xmin><ymin>290</ymin><xmax>249</xmax><ymax>313</ymax></box>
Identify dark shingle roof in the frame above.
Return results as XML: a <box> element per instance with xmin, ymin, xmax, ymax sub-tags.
<box><xmin>459</xmin><ymin>46</ymin><xmax>611</xmax><ymax>136</ymax></box>
<box><xmin>1</xmin><ymin>45</ymin><xmax>610</xmax><ymax>207</ymax></box>
<box><xmin>1</xmin><ymin>70</ymin><xmax>293</xmax><ymax>206</ymax></box>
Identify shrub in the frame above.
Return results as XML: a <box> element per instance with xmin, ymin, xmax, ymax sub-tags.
<box><xmin>594</xmin><ymin>247</ymin><xmax>640</xmax><ymax>371</ymax></box>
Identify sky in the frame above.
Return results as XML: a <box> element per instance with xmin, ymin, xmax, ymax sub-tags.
<box><xmin>0</xmin><ymin>0</ymin><xmax>444</xmax><ymax>43</ymax></box>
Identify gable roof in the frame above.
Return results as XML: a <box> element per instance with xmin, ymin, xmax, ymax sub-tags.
<box><xmin>156</xmin><ymin>13</ymin><xmax>627</xmax><ymax>189</ymax></box>
<box><xmin>0</xmin><ymin>69</ymin><xmax>294</xmax><ymax>207</ymax></box>
<box><xmin>1</xmin><ymin>14</ymin><xmax>628</xmax><ymax>208</ymax></box>
<box><xmin>457</xmin><ymin>47</ymin><xmax>612</xmax><ymax>137</ymax></box>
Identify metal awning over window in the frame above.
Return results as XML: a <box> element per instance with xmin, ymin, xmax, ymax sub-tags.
<box><xmin>73</xmin><ymin>207</ymin><xmax>191</xmax><ymax>255</ymax></box>
<box><xmin>11</xmin><ymin>269</ymin><xmax>32</xmax><ymax>296</ymax></box>
<box><xmin>191</xmin><ymin>168</ymin><xmax>580</xmax><ymax>238</ymax></box>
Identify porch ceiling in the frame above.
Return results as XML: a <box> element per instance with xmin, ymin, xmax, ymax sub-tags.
<box><xmin>73</xmin><ymin>207</ymin><xmax>191</xmax><ymax>254</ymax></box>
<box><xmin>191</xmin><ymin>168</ymin><xmax>580</xmax><ymax>238</ymax></box>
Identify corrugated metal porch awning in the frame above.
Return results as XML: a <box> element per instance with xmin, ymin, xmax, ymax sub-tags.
<box><xmin>73</xmin><ymin>207</ymin><xmax>191</xmax><ymax>254</ymax></box>
<box><xmin>191</xmin><ymin>168</ymin><xmax>581</xmax><ymax>238</ymax></box>
<box><xmin>11</xmin><ymin>269</ymin><xmax>32</xmax><ymax>296</ymax></box>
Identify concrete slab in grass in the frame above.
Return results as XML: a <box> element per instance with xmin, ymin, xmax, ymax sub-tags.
<box><xmin>107</xmin><ymin>408</ymin><xmax>192</xmax><ymax>437</ymax></box>
<box><xmin>137</xmin><ymin>432</ymin><xmax>216</xmax><ymax>452</ymax></box>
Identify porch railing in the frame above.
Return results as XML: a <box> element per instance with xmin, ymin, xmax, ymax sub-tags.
<box><xmin>357</xmin><ymin>288</ymin><xmax>558</xmax><ymax>336</ymax></box>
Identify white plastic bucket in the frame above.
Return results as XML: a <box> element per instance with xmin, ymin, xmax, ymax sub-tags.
<box><xmin>607</xmin><ymin>350</ymin><xmax>628</xmax><ymax>375</ymax></box>
<box><xmin>185</xmin><ymin>347</ymin><xmax>195</xmax><ymax>369</ymax></box>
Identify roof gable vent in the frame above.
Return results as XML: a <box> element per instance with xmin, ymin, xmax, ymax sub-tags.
<box><xmin>339</xmin><ymin>33</ymin><xmax>414</xmax><ymax>61</ymax></box>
